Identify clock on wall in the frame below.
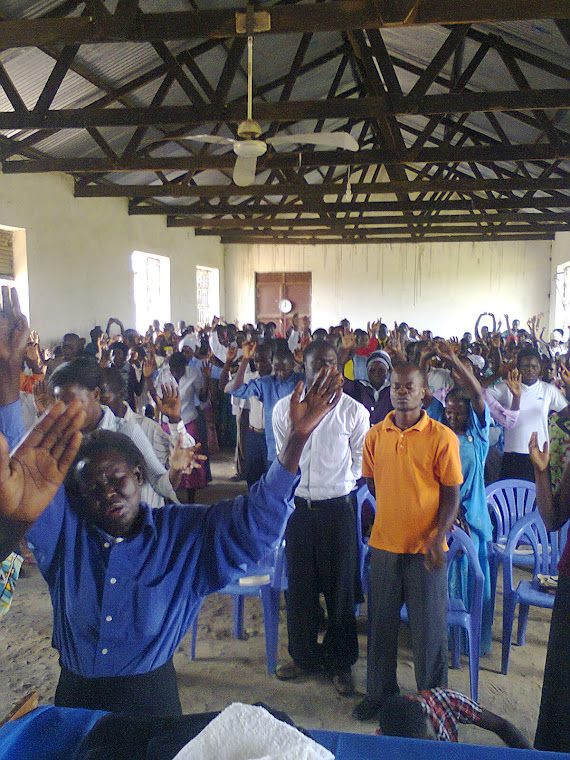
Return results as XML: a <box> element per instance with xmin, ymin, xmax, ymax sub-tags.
<box><xmin>279</xmin><ymin>298</ymin><xmax>293</xmax><ymax>314</ymax></box>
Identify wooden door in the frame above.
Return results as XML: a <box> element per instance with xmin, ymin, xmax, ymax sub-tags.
<box><xmin>255</xmin><ymin>272</ymin><xmax>311</xmax><ymax>336</ymax></box>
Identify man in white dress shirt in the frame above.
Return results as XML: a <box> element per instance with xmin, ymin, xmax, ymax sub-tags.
<box><xmin>273</xmin><ymin>340</ymin><xmax>369</xmax><ymax>696</ymax></box>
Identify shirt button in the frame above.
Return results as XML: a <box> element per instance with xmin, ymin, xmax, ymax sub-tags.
<box><xmin>103</xmin><ymin>542</ymin><xmax>110</xmax><ymax>549</ymax></box>
<box><xmin>110</xmin><ymin>578</ymin><xmax>117</xmax><ymax>585</ymax></box>
<box><xmin>106</xmin><ymin>615</ymin><xmax>112</xmax><ymax>622</ymax></box>
<box><xmin>102</xmin><ymin>648</ymin><xmax>108</xmax><ymax>655</ymax></box>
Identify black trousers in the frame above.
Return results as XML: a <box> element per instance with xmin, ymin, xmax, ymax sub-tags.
<box><xmin>284</xmin><ymin>496</ymin><xmax>359</xmax><ymax>673</ymax></box>
<box><xmin>367</xmin><ymin>547</ymin><xmax>448</xmax><ymax>700</ymax></box>
<box><xmin>534</xmin><ymin>574</ymin><xmax>570</xmax><ymax>752</ymax></box>
<box><xmin>245</xmin><ymin>427</ymin><xmax>268</xmax><ymax>489</ymax></box>
<box><xmin>499</xmin><ymin>452</ymin><xmax>535</xmax><ymax>482</ymax></box>
<box><xmin>55</xmin><ymin>659</ymin><xmax>182</xmax><ymax>716</ymax></box>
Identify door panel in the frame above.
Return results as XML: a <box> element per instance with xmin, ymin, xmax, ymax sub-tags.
<box><xmin>255</xmin><ymin>272</ymin><xmax>311</xmax><ymax>336</ymax></box>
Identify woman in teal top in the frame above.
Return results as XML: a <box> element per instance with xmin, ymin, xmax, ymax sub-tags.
<box><xmin>435</xmin><ymin>341</ymin><xmax>493</xmax><ymax>653</ymax></box>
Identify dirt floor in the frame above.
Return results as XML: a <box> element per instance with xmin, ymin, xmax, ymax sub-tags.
<box><xmin>0</xmin><ymin>451</ymin><xmax>552</xmax><ymax>747</ymax></box>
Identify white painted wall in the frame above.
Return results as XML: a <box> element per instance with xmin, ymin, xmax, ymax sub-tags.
<box><xmin>225</xmin><ymin>240</ymin><xmax>552</xmax><ymax>336</ymax></box>
<box><xmin>0</xmin><ymin>173</ymin><xmax>224</xmax><ymax>344</ymax></box>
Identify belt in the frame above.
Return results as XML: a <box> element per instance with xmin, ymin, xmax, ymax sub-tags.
<box><xmin>248</xmin><ymin>425</ymin><xmax>264</xmax><ymax>434</ymax></box>
<box><xmin>294</xmin><ymin>494</ymin><xmax>353</xmax><ymax>510</ymax></box>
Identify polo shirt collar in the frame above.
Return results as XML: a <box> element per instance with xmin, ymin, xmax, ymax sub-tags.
<box><xmin>384</xmin><ymin>409</ymin><xmax>429</xmax><ymax>433</ymax></box>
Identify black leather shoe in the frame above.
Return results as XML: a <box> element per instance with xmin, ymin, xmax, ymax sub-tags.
<box><xmin>352</xmin><ymin>696</ymin><xmax>383</xmax><ymax>721</ymax></box>
<box><xmin>333</xmin><ymin>669</ymin><xmax>355</xmax><ymax>696</ymax></box>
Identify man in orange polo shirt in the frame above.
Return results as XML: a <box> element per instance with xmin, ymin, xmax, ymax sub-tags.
<box><xmin>353</xmin><ymin>363</ymin><xmax>462</xmax><ymax>722</ymax></box>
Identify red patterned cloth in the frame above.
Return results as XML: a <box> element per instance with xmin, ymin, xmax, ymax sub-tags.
<box><xmin>409</xmin><ymin>688</ymin><xmax>482</xmax><ymax>742</ymax></box>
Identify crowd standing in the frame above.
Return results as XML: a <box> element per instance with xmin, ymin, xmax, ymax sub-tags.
<box><xmin>0</xmin><ymin>294</ymin><xmax>568</xmax><ymax>751</ymax></box>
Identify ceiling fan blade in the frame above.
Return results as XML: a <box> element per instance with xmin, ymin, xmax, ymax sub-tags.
<box><xmin>267</xmin><ymin>132</ymin><xmax>359</xmax><ymax>151</ymax></box>
<box><xmin>233</xmin><ymin>155</ymin><xmax>258</xmax><ymax>186</ymax></box>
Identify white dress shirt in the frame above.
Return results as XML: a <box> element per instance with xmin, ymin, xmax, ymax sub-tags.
<box><xmin>97</xmin><ymin>405</ymin><xmax>178</xmax><ymax>506</ymax></box>
<box><xmin>272</xmin><ymin>392</ymin><xmax>369</xmax><ymax>500</ymax></box>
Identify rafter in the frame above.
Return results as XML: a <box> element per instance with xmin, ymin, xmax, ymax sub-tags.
<box><xmin>75</xmin><ymin>177</ymin><xmax>570</xmax><ymax>199</ymax></box>
<box><xmin>0</xmin><ymin>2</ymin><xmax>568</xmax><ymax>48</ymax></box>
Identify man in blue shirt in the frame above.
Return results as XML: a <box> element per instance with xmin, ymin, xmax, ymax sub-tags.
<box><xmin>226</xmin><ymin>341</ymin><xmax>304</xmax><ymax>464</ymax></box>
<box><xmin>0</xmin><ymin>286</ymin><xmax>343</xmax><ymax>716</ymax></box>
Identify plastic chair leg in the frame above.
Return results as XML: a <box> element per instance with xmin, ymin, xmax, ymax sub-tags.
<box><xmin>517</xmin><ymin>603</ymin><xmax>530</xmax><ymax>646</ymax></box>
<box><xmin>261</xmin><ymin>586</ymin><xmax>281</xmax><ymax>674</ymax></box>
<box><xmin>232</xmin><ymin>595</ymin><xmax>245</xmax><ymax>639</ymax></box>
<box><xmin>467</xmin><ymin>626</ymin><xmax>480</xmax><ymax>702</ymax></box>
<box><xmin>190</xmin><ymin>601</ymin><xmax>202</xmax><ymax>660</ymax></box>
<box><xmin>501</xmin><ymin>594</ymin><xmax>518</xmax><ymax>675</ymax></box>
<box><xmin>489</xmin><ymin>551</ymin><xmax>499</xmax><ymax>620</ymax></box>
<box><xmin>450</xmin><ymin>626</ymin><xmax>461</xmax><ymax>670</ymax></box>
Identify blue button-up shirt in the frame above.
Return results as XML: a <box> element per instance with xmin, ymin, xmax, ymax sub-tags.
<box><xmin>230</xmin><ymin>373</ymin><xmax>304</xmax><ymax>461</ymax></box>
<box><xmin>0</xmin><ymin>400</ymin><xmax>297</xmax><ymax>679</ymax></box>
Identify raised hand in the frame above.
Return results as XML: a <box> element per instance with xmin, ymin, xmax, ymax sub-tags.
<box><xmin>160</xmin><ymin>383</ymin><xmax>181</xmax><ymax>423</ymax></box>
<box><xmin>505</xmin><ymin>368</ymin><xmax>522</xmax><ymax>397</ymax></box>
<box><xmin>0</xmin><ymin>287</ymin><xmax>28</xmax><ymax>365</ymax></box>
<box><xmin>293</xmin><ymin>347</ymin><xmax>304</xmax><ymax>366</ymax></box>
<box><xmin>289</xmin><ymin>366</ymin><xmax>343</xmax><ymax>438</ymax></box>
<box><xmin>170</xmin><ymin>436</ymin><xmax>207</xmax><ymax>475</ymax></box>
<box><xmin>490</xmin><ymin>332</ymin><xmax>502</xmax><ymax>349</ymax></box>
<box><xmin>241</xmin><ymin>341</ymin><xmax>257</xmax><ymax>362</ymax></box>
<box><xmin>559</xmin><ymin>363</ymin><xmax>570</xmax><ymax>388</ymax></box>
<box><xmin>226</xmin><ymin>345</ymin><xmax>238</xmax><ymax>364</ymax></box>
<box><xmin>142</xmin><ymin>355</ymin><xmax>157</xmax><ymax>378</ymax></box>
<box><xmin>528</xmin><ymin>432</ymin><xmax>549</xmax><ymax>473</ymax></box>
<box><xmin>0</xmin><ymin>287</ymin><xmax>29</xmax><ymax>406</ymax></box>
<box><xmin>0</xmin><ymin>400</ymin><xmax>85</xmax><ymax>523</ymax></box>
<box><xmin>341</xmin><ymin>326</ymin><xmax>356</xmax><ymax>350</ymax></box>
<box><xmin>434</xmin><ymin>339</ymin><xmax>457</xmax><ymax>362</ymax></box>
<box><xmin>33</xmin><ymin>379</ymin><xmax>52</xmax><ymax>416</ymax></box>
<box><xmin>201</xmin><ymin>361</ymin><xmax>212</xmax><ymax>380</ymax></box>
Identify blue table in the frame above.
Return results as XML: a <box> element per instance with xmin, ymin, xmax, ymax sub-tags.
<box><xmin>1</xmin><ymin>707</ymin><xmax>567</xmax><ymax>760</ymax></box>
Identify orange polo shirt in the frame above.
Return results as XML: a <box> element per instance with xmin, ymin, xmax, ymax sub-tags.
<box><xmin>363</xmin><ymin>410</ymin><xmax>463</xmax><ymax>554</ymax></box>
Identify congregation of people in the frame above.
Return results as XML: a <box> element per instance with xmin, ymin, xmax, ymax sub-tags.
<box><xmin>0</xmin><ymin>290</ymin><xmax>568</xmax><ymax>752</ymax></box>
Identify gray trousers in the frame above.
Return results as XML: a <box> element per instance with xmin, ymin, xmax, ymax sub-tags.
<box><xmin>367</xmin><ymin>546</ymin><xmax>448</xmax><ymax>699</ymax></box>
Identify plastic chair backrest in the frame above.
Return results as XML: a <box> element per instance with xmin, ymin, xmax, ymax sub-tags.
<box><xmin>503</xmin><ymin>512</ymin><xmax>553</xmax><ymax>592</ymax></box>
<box><xmin>356</xmin><ymin>484</ymin><xmax>376</xmax><ymax>541</ymax></box>
<box><xmin>485</xmin><ymin>479</ymin><xmax>536</xmax><ymax>542</ymax></box>
<box><xmin>446</xmin><ymin>526</ymin><xmax>485</xmax><ymax>609</ymax></box>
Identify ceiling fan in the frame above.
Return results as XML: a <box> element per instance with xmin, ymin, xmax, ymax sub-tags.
<box><xmin>164</xmin><ymin>16</ymin><xmax>358</xmax><ymax>187</ymax></box>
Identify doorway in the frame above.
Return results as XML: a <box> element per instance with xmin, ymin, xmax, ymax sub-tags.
<box><xmin>255</xmin><ymin>272</ymin><xmax>311</xmax><ymax>336</ymax></box>
<box><xmin>131</xmin><ymin>250</ymin><xmax>171</xmax><ymax>335</ymax></box>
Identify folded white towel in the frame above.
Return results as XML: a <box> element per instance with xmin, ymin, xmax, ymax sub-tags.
<box><xmin>172</xmin><ymin>702</ymin><xmax>334</xmax><ymax>760</ymax></box>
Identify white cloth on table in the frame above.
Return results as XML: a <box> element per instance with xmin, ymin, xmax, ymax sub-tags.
<box><xmin>172</xmin><ymin>702</ymin><xmax>333</xmax><ymax>760</ymax></box>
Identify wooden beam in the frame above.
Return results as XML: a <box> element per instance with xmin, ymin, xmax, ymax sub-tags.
<box><xmin>131</xmin><ymin>195</ymin><xmax>570</xmax><ymax>216</ymax></box>
<box><xmin>203</xmin><ymin>219</ymin><xmax>568</xmax><ymax>233</ymax></box>
<box><xmin>0</xmin><ymin>2</ymin><xmax>568</xmax><ymax>48</ymax></box>
<box><xmin>7</xmin><ymin>143</ymin><xmax>568</xmax><ymax>174</ymax></box>
<box><xmin>0</xmin><ymin>89</ymin><xmax>566</xmax><ymax>131</ymax></box>
<box><xmin>217</xmin><ymin>232</ymin><xmax>556</xmax><ymax>244</ymax></box>
<box><xmin>75</xmin><ymin>177</ymin><xmax>570</xmax><ymax>199</ymax></box>
<box><xmin>166</xmin><ymin>210</ymin><xmax>570</xmax><ymax>228</ymax></box>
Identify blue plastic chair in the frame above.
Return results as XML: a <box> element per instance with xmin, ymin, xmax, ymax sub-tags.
<box><xmin>355</xmin><ymin>483</ymin><xmax>376</xmax><ymax>599</ymax></box>
<box><xmin>485</xmin><ymin>479</ymin><xmax>537</xmax><ymax>615</ymax></box>
<box><xmin>190</xmin><ymin>542</ymin><xmax>286</xmax><ymax>675</ymax></box>
<box><xmin>501</xmin><ymin>512</ymin><xmax>562</xmax><ymax>675</ymax></box>
<box><xmin>400</xmin><ymin>527</ymin><xmax>484</xmax><ymax>701</ymax></box>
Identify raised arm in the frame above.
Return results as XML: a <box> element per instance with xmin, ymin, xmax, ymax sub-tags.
<box><xmin>435</xmin><ymin>339</ymin><xmax>485</xmax><ymax>423</ymax></box>
<box><xmin>529</xmin><ymin>434</ymin><xmax>570</xmax><ymax>532</ymax></box>
<box><xmin>0</xmin><ymin>401</ymin><xmax>85</xmax><ymax>559</ymax></box>
<box><xmin>224</xmin><ymin>341</ymin><xmax>256</xmax><ymax>394</ymax></box>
